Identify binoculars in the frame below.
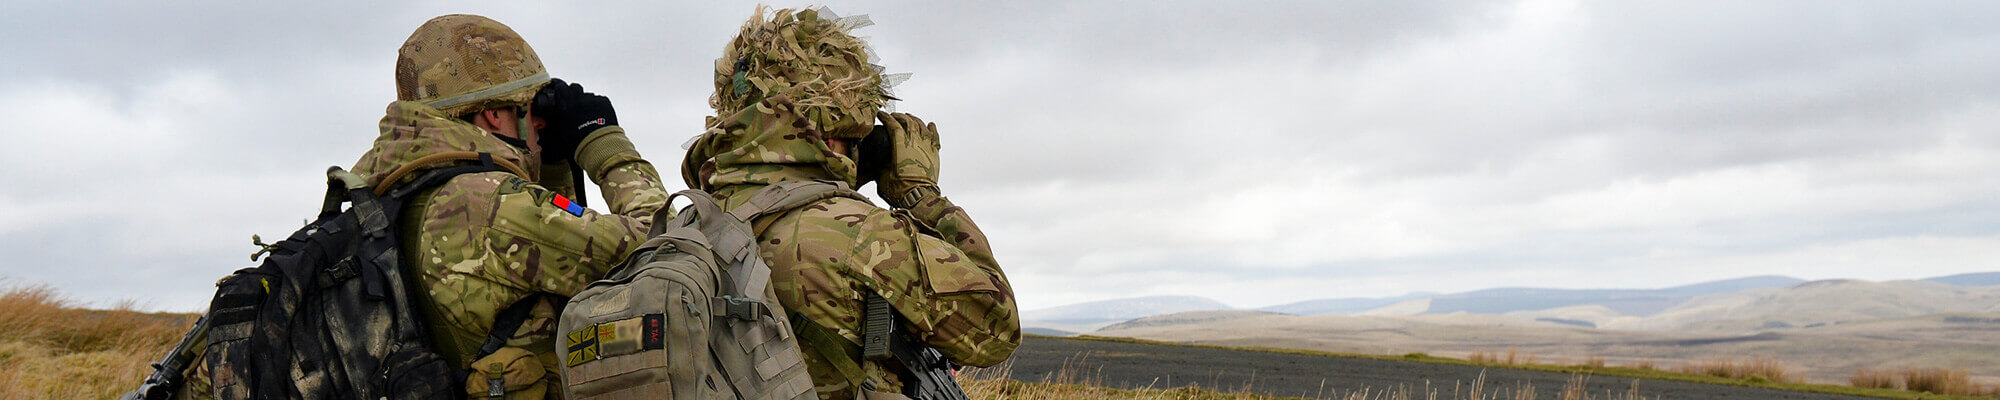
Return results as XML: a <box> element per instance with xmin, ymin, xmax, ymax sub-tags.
<box><xmin>854</xmin><ymin>124</ymin><xmax>895</xmax><ymax>184</ymax></box>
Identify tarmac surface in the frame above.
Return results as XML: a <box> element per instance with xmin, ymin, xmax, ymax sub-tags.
<box><xmin>998</xmin><ymin>336</ymin><xmax>1886</xmax><ymax>400</ymax></box>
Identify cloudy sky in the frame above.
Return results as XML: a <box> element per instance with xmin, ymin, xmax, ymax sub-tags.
<box><xmin>4</xmin><ymin>1</ymin><xmax>1997</xmax><ymax>313</ymax></box>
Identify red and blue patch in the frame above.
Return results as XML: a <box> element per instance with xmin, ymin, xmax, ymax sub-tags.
<box><xmin>551</xmin><ymin>194</ymin><xmax>585</xmax><ymax>217</ymax></box>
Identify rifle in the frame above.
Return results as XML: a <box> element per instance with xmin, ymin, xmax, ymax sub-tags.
<box><xmin>862</xmin><ymin>292</ymin><xmax>971</xmax><ymax>400</ymax></box>
<box><xmin>888</xmin><ymin>339</ymin><xmax>970</xmax><ymax>400</ymax></box>
<box><xmin>120</xmin><ymin>314</ymin><xmax>210</xmax><ymax>400</ymax></box>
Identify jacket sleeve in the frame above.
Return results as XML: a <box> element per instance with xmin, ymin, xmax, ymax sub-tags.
<box><xmin>481</xmin><ymin>141</ymin><xmax>667</xmax><ymax>296</ymax></box>
<box><xmin>892</xmin><ymin>195</ymin><xmax>1018</xmax><ymax>367</ymax></box>
<box><xmin>575</xmin><ymin>126</ymin><xmax>673</xmax><ymax>225</ymax></box>
<box><xmin>772</xmin><ymin>196</ymin><xmax>1019</xmax><ymax>368</ymax></box>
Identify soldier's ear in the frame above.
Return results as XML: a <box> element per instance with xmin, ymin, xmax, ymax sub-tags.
<box><xmin>470</xmin><ymin>109</ymin><xmax>508</xmax><ymax>133</ymax></box>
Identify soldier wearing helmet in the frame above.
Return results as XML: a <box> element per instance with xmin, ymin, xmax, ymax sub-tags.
<box><xmin>176</xmin><ymin>14</ymin><xmax>670</xmax><ymax>400</ymax></box>
<box><xmin>680</xmin><ymin>8</ymin><xmax>1019</xmax><ymax>399</ymax></box>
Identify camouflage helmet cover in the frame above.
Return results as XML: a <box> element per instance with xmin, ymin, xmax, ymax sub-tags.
<box><xmin>711</xmin><ymin>7</ymin><xmax>888</xmax><ymax>139</ymax></box>
<box><xmin>396</xmin><ymin>14</ymin><xmax>550</xmax><ymax>117</ymax></box>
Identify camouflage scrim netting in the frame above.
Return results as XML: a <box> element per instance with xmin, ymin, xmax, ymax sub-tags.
<box><xmin>396</xmin><ymin>14</ymin><xmax>550</xmax><ymax>118</ymax></box>
<box><xmin>710</xmin><ymin>7</ymin><xmax>898</xmax><ymax>140</ymax></box>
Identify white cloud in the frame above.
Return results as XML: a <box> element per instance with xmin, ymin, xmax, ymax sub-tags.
<box><xmin>1</xmin><ymin>1</ymin><xmax>1997</xmax><ymax>313</ymax></box>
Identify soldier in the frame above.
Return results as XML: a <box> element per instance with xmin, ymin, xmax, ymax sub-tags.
<box><xmin>179</xmin><ymin>14</ymin><xmax>669</xmax><ymax>399</ymax></box>
<box><xmin>680</xmin><ymin>8</ymin><xmax>1019</xmax><ymax>399</ymax></box>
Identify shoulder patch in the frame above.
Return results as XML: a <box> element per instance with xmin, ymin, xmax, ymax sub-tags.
<box><xmin>551</xmin><ymin>194</ymin><xmax>586</xmax><ymax>217</ymax></box>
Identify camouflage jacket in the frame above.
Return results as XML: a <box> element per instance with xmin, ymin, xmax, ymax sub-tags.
<box><xmin>176</xmin><ymin>102</ymin><xmax>669</xmax><ymax>400</ymax></box>
<box><xmin>681</xmin><ymin>97</ymin><xmax>1019</xmax><ymax>399</ymax></box>
<box><xmin>355</xmin><ymin>101</ymin><xmax>669</xmax><ymax>395</ymax></box>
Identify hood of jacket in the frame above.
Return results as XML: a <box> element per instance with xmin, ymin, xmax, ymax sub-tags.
<box><xmin>681</xmin><ymin>95</ymin><xmax>859</xmax><ymax>197</ymax></box>
<box><xmin>351</xmin><ymin>101</ymin><xmax>539</xmax><ymax>188</ymax></box>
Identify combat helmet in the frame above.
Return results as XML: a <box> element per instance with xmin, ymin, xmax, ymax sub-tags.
<box><xmin>395</xmin><ymin>14</ymin><xmax>549</xmax><ymax>117</ymax></box>
<box><xmin>711</xmin><ymin>7</ymin><xmax>897</xmax><ymax>139</ymax></box>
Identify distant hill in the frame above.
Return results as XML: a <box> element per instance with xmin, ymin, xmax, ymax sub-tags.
<box><xmin>1925</xmin><ymin>271</ymin><xmax>2000</xmax><ymax>286</ymax></box>
<box><xmin>1021</xmin><ymin>295</ymin><xmax>1232</xmax><ymax>324</ymax></box>
<box><xmin>1628</xmin><ymin>279</ymin><xmax>2000</xmax><ymax>331</ymax></box>
<box><xmin>1661</xmin><ymin>275</ymin><xmax>1807</xmax><ymax>295</ymax></box>
<box><xmin>1021</xmin><ymin>295</ymin><xmax>1235</xmax><ymax>334</ymax></box>
<box><xmin>1257</xmin><ymin>293</ymin><xmax>1434</xmax><ymax>315</ymax></box>
<box><xmin>1098</xmin><ymin>310</ymin><xmax>1285</xmax><ymax>331</ymax></box>
<box><xmin>1317</xmin><ymin>275</ymin><xmax>1805</xmax><ymax>317</ymax></box>
<box><xmin>1023</xmin><ymin>327</ymin><xmax>1078</xmax><ymax>337</ymax></box>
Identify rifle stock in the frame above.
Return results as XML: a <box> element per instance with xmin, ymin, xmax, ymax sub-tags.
<box><xmin>889</xmin><ymin>338</ymin><xmax>971</xmax><ymax>400</ymax></box>
<box><xmin>121</xmin><ymin>314</ymin><xmax>209</xmax><ymax>400</ymax></box>
<box><xmin>862</xmin><ymin>291</ymin><xmax>971</xmax><ymax>400</ymax></box>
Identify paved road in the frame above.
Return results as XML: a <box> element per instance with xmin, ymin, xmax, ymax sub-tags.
<box><xmin>998</xmin><ymin>336</ymin><xmax>1885</xmax><ymax>400</ymax></box>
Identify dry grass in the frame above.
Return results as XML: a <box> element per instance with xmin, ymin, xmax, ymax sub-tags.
<box><xmin>1467</xmin><ymin>349</ymin><xmax>1539</xmax><ymax>366</ymax></box>
<box><xmin>1901</xmin><ymin>367</ymin><xmax>1986</xmax><ymax>396</ymax></box>
<box><xmin>1850</xmin><ymin>368</ymin><xmax>1899</xmax><ymax>390</ymax></box>
<box><xmin>0</xmin><ymin>280</ymin><xmax>198</xmax><ymax>400</ymax></box>
<box><xmin>1847</xmin><ymin>367</ymin><xmax>2000</xmax><ymax>397</ymax></box>
<box><xmin>1675</xmin><ymin>357</ymin><xmax>1796</xmax><ymax>384</ymax></box>
<box><xmin>962</xmin><ymin>363</ymin><xmax>1651</xmax><ymax>400</ymax></box>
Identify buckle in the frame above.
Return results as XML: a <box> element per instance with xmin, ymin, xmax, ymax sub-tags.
<box><xmin>712</xmin><ymin>296</ymin><xmax>768</xmax><ymax>321</ymax></box>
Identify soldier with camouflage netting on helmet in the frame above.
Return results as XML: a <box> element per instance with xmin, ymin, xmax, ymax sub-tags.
<box><xmin>680</xmin><ymin>7</ymin><xmax>1020</xmax><ymax>399</ymax></box>
<box><xmin>173</xmin><ymin>14</ymin><xmax>670</xmax><ymax>400</ymax></box>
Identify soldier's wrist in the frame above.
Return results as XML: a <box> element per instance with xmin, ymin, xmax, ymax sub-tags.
<box><xmin>886</xmin><ymin>185</ymin><xmax>941</xmax><ymax>210</ymax></box>
<box><xmin>904</xmin><ymin>191</ymin><xmax>960</xmax><ymax>227</ymax></box>
<box><xmin>573</xmin><ymin>126</ymin><xmax>637</xmax><ymax>176</ymax></box>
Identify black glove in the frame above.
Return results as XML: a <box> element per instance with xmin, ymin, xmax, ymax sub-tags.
<box><xmin>532</xmin><ymin>78</ymin><xmax>618</xmax><ymax>163</ymax></box>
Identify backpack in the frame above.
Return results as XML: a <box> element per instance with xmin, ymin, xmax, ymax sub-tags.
<box><xmin>122</xmin><ymin>152</ymin><xmax>532</xmax><ymax>400</ymax></box>
<box><xmin>557</xmin><ymin>180</ymin><xmax>864</xmax><ymax>400</ymax></box>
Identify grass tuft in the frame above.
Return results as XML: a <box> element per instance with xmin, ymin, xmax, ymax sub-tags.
<box><xmin>1902</xmin><ymin>367</ymin><xmax>1976</xmax><ymax>396</ymax></box>
<box><xmin>1468</xmin><ymin>348</ymin><xmax>1539</xmax><ymax>365</ymax></box>
<box><xmin>1849</xmin><ymin>368</ymin><xmax>1899</xmax><ymax>390</ymax></box>
<box><xmin>1850</xmin><ymin>366</ymin><xmax>1998</xmax><ymax>396</ymax></box>
<box><xmin>1676</xmin><ymin>357</ymin><xmax>1796</xmax><ymax>384</ymax></box>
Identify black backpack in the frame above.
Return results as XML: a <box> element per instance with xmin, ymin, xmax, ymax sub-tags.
<box><xmin>124</xmin><ymin>152</ymin><xmax>530</xmax><ymax>400</ymax></box>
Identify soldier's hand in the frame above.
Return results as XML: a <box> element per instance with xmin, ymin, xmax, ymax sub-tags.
<box><xmin>875</xmin><ymin>112</ymin><xmax>941</xmax><ymax>209</ymax></box>
<box><xmin>532</xmin><ymin>78</ymin><xmax>618</xmax><ymax>163</ymax></box>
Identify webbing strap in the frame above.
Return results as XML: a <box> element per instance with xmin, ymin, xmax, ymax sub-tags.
<box><xmin>376</xmin><ymin>151</ymin><xmax>530</xmax><ymax>195</ymax></box>
<box><xmin>727</xmin><ymin>181</ymin><xmax>870</xmax><ymax>300</ymax></box>
<box><xmin>791</xmin><ymin>313</ymin><xmax>869</xmax><ymax>391</ymax></box>
<box><xmin>476</xmin><ymin>295</ymin><xmax>546</xmax><ymax>361</ymax></box>
<box><xmin>729</xmin><ymin>180</ymin><xmax>862</xmax><ymax>222</ymax></box>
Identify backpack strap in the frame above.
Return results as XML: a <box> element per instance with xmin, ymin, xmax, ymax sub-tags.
<box><xmin>660</xmin><ymin>181</ymin><xmax>869</xmax><ymax>300</ymax></box>
<box><xmin>734</xmin><ymin>181</ymin><xmax>868</xmax><ymax>300</ymax></box>
<box><xmin>375</xmin><ymin>151</ymin><xmax>531</xmax><ymax>196</ymax></box>
<box><xmin>729</xmin><ymin>180</ymin><xmax>868</xmax><ymax>222</ymax></box>
<box><xmin>383</xmin><ymin>154</ymin><xmax>510</xmax><ymax>201</ymax></box>
<box><xmin>462</xmin><ymin>294</ymin><xmax>550</xmax><ymax>397</ymax></box>
<box><xmin>475</xmin><ymin>295</ymin><xmax>548</xmax><ymax>361</ymax></box>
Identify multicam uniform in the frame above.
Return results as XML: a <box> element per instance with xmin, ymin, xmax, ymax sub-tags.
<box><xmin>357</xmin><ymin>101</ymin><xmax>669</xmax><ymax>398</ymax></box>
<box><xmin>681</xmin><ymin>96</ymin><xmax>1019</xmax><ymax>399</ymax></box>
<box><xmin>360</xmin><ymin>14</ymin><xmax>673</xmax><ymax>398</ymax></box>
<box><xmin>687</xmin><ymin>9</ymin><xmax>1019</xmax><ymax>398</ymax></box>
<box><xmin>178</xmin><ymin>14</ymin><xmax>668</xmax><ymax>400</ymax></box>
<box><xmin>176</xmin><ymin>102</ymin><xmax>668</xmax><ymax>400</ymax></box>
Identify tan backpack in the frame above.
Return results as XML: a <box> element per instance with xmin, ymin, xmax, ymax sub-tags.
<box><xmin>557</xmin><ymin>181</ymin><xmax>864</xmax><ymax>399</ymax></box>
